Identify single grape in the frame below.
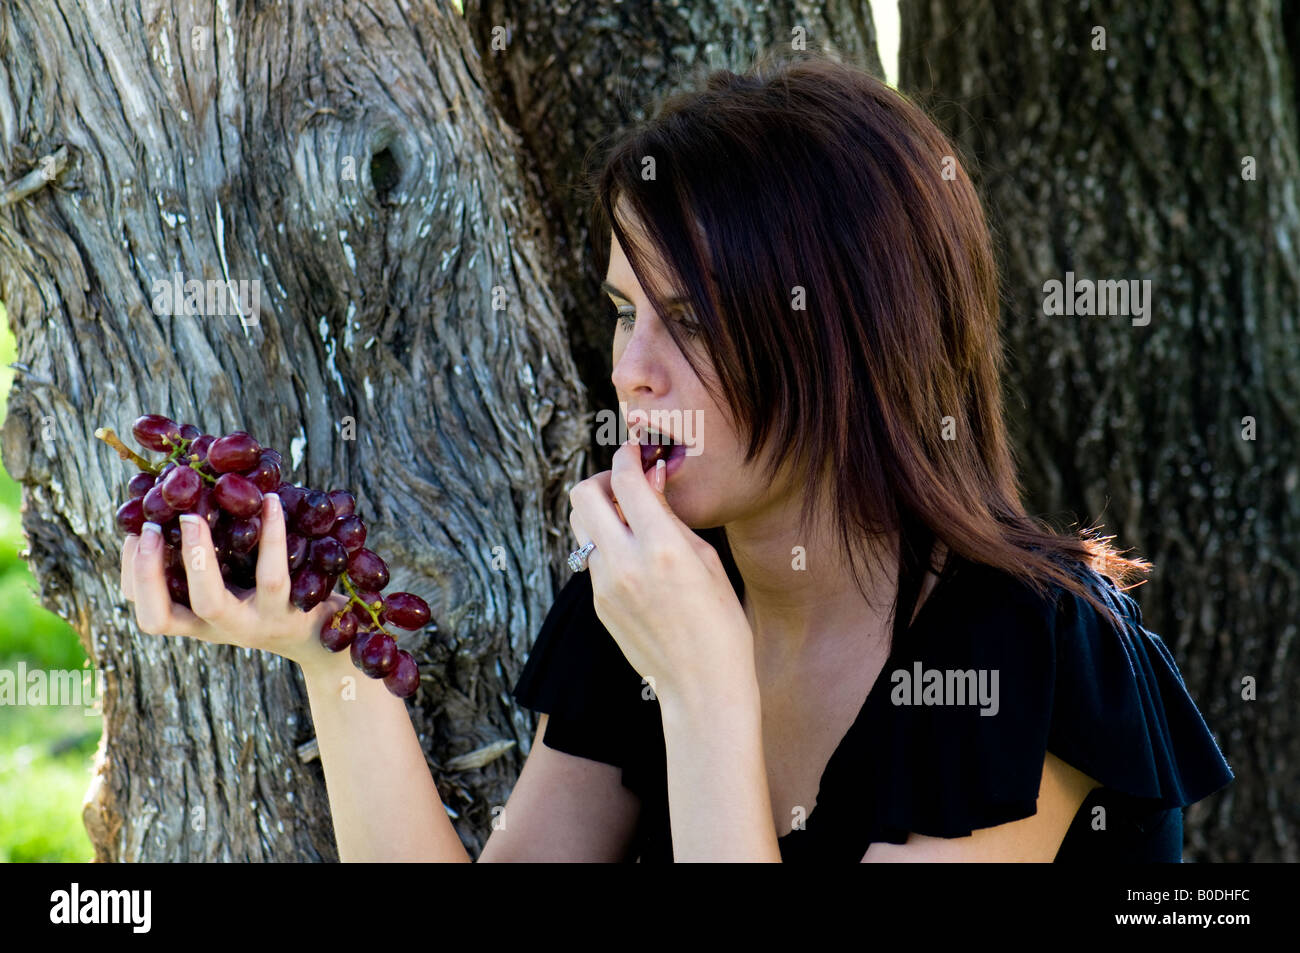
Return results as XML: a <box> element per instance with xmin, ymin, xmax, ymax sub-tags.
<box><xmin>319</xmin><ymin>613</ymin><xmax>358</xmax><ymax>652</ymax></box>
<box><xmin>158</xmin><ymin>461</ymin><xmax>176</xmax><ymax>480</ymax></box>
<box><xmin>159</xmin><ymin>465</ymin><xmax>203</xmax><ymax>510</ymax></box>
<box><xmin>213</xmin><ymin>472</ymin><xmax>263</xmax><ymax>519</ymax></box>
<box><xmin>297</xmin><ymin>491</ymin><xmax>336</xmax><ymax>538</ymax></box>
<box><xmin>165</xmin><ymin>567</ymin><xmax>191</xmax><ymax>608</ymax></box>
<box><xmin>310</xmin><ymin>537</ymin><xmax>348</xmax><ymax>575</ymax></box>
<box><xmin>383</xmin><ymin>592</ymin><xmax>431</xmax><ymax>630</ymax></box>
<box><xmin>290</xmin><ymin>567</ymin><xmax>330</xmax><ymax>611</ymax></box>
<box><xmin>345</xmin><ymin>546</ymin><xmax>384</xmax><ymax>590</ymax></box>
<box><xmin>194</xmin><ymin>486</ymin><xmax>221</xmax><ymax>530</ymax></box>
<box><xmin>116</xmin><ymin>498</ymin><xmax>145</xmax><ymax>535</ymax></box>
<box><xmin>327</xmin><ymin>490</ymin><xmax>356</xmax><ymax>518</ymax></box>
<box><xmin>179</xmin><ymin>423</ymin><xmax>201</xmax><ymax>440</ymax></box>
<box><xmin>346</xmin><ymin>548</ymin><xmax>389</xmax><ymax>591</ymax></box>
<box><xmin>142</xmin><ymin>485</ymin><xmax>177</xmax><ymax>524</ymax></box>
<box><xmin>245</xmin><ymin>454</ymin><xmax>281</xmax><ymax>493</ymax></box>
<box><xmin>132</xmin><ymin>414</ymin><xmax>182</xmax><ymax>452</ymax></box>
<box><xmin>229</xmin><ymin>516</ymin><xmax>262</xmax><ymax>554</ymax></box>
<box><xmin>208</xmin><ymin>432</ymin><xmax>262</xmax><ymax>473</ymax></box>
<box><xmin>127</xmin><ymin>472</ymin><xmax>155</xmax><ymax>499</ymax></box>
<box><xmin>383</xmin><ymin>651</ymin><xmax>420</xmax><ymax>698</ymax></box>
<box><xmin>331</xmin><ymin>515</ymin><xmax>367</xmax><ymax>552</ymax></box>
<box><xmin>351</xmin><ymin>630</ymin><xmax>399</xmax><ymax>678</ymax></box>
<box><xmin>276</xmin><ymin>483</ymin><xmax>307</xmax><ymax>520</ymax></box>
<box><xmin>285</xmin><ymin>533</ymin><xmax>308</xmax><ymax>573</ymax></box>
<box><xmin>336</xmin><ymin>610</ymin><xmax>358</xmax><ymax>640</ymax></box>
<box><xmin>349</xmin><ymin>629</ymin><xmax>374</xmax><ymax>668</ymax></box>
<box><xmin>189</xmin><ymin>434</ymin><xmax>216</xmax><ymax>460</ymax></box>
<box><xmin>261</xmin><ymin>448</ymin><xmax>284</xmax><ymax>468</ymax></box>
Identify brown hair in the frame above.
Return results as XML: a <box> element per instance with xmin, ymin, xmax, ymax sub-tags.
<box><xmin>586</xmin><ymin>49</ymin><xmax>1150</xmax><ymax>633</ymax></box>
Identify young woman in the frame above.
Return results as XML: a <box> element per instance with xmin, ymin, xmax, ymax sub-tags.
<box><xmin>120</xmin><ymin>52</ymin><xmax>1233</xmax><ymax>862</ymax></box>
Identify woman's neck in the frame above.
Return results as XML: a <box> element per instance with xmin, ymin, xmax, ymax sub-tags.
<box><xmin>722</xmin><ymin>501</ymin><xmax>902</xmax><ymax>667</ymax></box>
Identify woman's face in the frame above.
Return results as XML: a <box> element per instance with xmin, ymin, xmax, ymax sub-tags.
<box><xmin>605</xmin><ymin>219</ymin><xmax>797</xmax><ymax>530</ymax></box>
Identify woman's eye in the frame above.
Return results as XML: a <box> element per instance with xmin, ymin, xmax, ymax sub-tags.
<box><xmin>612</xmin><ymin>305</ymin><xmax>701</xmax><ymax>339</ymax></box>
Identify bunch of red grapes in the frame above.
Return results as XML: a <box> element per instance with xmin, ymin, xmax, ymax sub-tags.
<box><xmin>105</xmin><ymin>414</ymin><xmax>432</xmax><ymax>698</ymax></box>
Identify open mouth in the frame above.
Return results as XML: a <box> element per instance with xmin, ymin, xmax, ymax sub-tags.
<box><xmin>638</xmin><ymin>429</ymin><xmax>689</xmax><ymax>472</ymax></box>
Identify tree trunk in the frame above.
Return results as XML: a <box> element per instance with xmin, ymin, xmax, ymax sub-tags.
<box><xmin>0</xmin><ymin>0</ymin><xmax>588</xmax><ymax>860</ymax></box>
<box><xmin>900</xmin><ymin>0</ymin><xmax>1300</xmax><ymax>860</ymax></box>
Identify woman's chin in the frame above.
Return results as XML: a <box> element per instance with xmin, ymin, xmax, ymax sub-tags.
<box><xmin>666</xmin><ymin>494</ymin><xmax>718</xmax><ymax>530</ymax></box>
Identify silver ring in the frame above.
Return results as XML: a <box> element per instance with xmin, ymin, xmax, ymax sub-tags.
<box><xmin>567</xmin><ymin>541</ymin><xmax>596</xmax><ymax>573</ymax></box>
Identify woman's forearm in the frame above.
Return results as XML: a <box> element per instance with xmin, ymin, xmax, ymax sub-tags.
<box><xmin>659</xmin><ymin>673</ymin><xmax>783</xmax><ymax>862</ymax></box>
<box><xmin>300</xmin><ymin>650</ymin><xmax>471</xmax><ymax>862</ymax></box>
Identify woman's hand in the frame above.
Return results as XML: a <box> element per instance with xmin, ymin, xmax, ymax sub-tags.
<box><xmin>568</xmin><ymin>413</ymin><xmax>755</xmax><ymax>706</ymax></box>
<box><xmin>120</xmin><ymin>491</ymin><xmax>350</xmax><ymax>673</ymax></box>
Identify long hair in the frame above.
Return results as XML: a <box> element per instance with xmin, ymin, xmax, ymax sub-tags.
<box><xmin>585</xmin><ymin>49</ymin><xmax>1150</xmax><ymax>632</ymax></box>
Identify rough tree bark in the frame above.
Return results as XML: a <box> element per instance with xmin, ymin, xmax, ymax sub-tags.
<box><xmin>0</xmin><ymin>0</ymin><xmax>589</xmax><ymax>860</ymax></box>
<box><xmin>900</xmin><ymin>0</ymin><xmax>1300</xmax><ymax>860</ymax></box>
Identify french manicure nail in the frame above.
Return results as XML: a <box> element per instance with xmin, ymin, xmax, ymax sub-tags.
<box><xmin>655</xmin><ymin>458</ymin><xmax>666</xmax><ymax>492</ymax></box>
<box><xmin>179</xmin><ymin>513</ymin><xmax>200</xmax><ymax>544</ymax></box>
<box><xmin>141</xmin><ymin>522</ymin><xmax>161</xmax><ymax>553</ymax></box>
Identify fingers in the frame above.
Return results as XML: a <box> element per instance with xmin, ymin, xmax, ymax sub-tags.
<box><xmin>576</xmin><ymin>471</ymin><xmax>628</xmax><ymax>527</ymax></box>
<box><xmin>569</xmin><ymin>473</ymin><xmax>630</xmax><ymax>563</ymax></box>
<box><xmin>569</xmin><ymin>510</ymin><xmax>587</xmax><ymax>549</ymax></box>
<box><xmin>608</xmin><ymin>423</ymin><xmax>665</xmax><ymax>530</ymax></box>
<box><xmin>132</xmin><ymin>522</ymin><xmax>202</xmax><ymax>637</ymax></box>
<box><xmin>121</xmin><ymin>535</ymin><xmax>139</xmax><ymax>601</ymax></box>
<box><xmin>177</xmin><ymin>512</ymin><xmax>240</xmax><ymax>627</ymax></box>
<box><xmin>254</xmin><ymin>493</ymin><xmax>290</xmax><ymax>615</ymax></box>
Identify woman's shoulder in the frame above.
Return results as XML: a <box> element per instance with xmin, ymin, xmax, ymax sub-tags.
<box><xmin>920</xmin><ymin>551</ymin><xmax>1233</xmax><ymax>797</ymax></box>
<box><xmin>809</xmin><ymin>549</ymin><xmax>1236</xmax><ymax>855</ymax></box>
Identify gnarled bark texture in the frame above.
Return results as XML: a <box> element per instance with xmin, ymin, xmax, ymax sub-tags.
<box><xmin>0</xmin><ymin>0</ymin><xmax>588</xmax><ymax>860</ymax></box>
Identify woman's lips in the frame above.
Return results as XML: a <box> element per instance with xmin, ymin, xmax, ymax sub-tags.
<box><xmin>640</xmin><ymin>441</ymin><xmax>687</xmax><ymax>473</ymax></box>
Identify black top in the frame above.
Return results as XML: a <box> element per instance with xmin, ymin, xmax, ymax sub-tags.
<box><xmin>510</xmin><ymin>549</ymin><xmax>1234</xmax><ymax>862</ymax></box>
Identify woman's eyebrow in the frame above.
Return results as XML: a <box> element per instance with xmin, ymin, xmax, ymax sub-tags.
<box><xmin>600</xmin><ymin>279</ymin><xmax>690</xmax><ymax>305</ymax></box>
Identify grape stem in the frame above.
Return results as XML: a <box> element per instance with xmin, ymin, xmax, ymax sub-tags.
<box><xmin>94</xmin><ymin>428</ymin><xmax>160</xmax><ymax>473</ymax></box>
<box><xmin>184</xmin><ymin>455</ymin><xmax>218</xmax><ymax>485</ymax></box>
<box><xmin>339</xmin><ymin>572</ymin><xmax>393</xmax><ymax>637</ymax></box>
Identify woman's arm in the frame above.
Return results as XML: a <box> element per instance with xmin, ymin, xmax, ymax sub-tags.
<box><xmin>860</xmin><ymin>753</ymin><xmax>1099</xmax><ymax>862</ymax></box>
<box><xmin>301</xmin><ymin>648</ymin><xmax>471</xmax><ymax>863</ymax></box>
<box><xmin>658</xmin><ymin>674</ymin><xmax>783</xmax><ymax>862</ymax></box>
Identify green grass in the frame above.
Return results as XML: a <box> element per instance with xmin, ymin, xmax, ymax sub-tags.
<box><xmin>0</xmin><ymin>704</ymin><xmax>99</xmax><ymax>862</ymax></box>
<box><xmin>0</xmin><ymin>298</ymin><xmax>99</xmax><ymax>862</ymax></box>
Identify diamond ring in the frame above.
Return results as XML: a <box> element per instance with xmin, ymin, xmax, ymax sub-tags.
<box><xmin>567</xmin><ymin>541</ymin><xmax>596</xmax><ymax>573</ymax></box>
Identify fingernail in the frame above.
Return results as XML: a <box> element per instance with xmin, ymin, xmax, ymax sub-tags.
<box><xmin>655</xmin><ymin>458</ymin><xmax>666</xmax><ymax>492</ymax></box>
<box><xmin>141</xmin><ymin>522</ymin><xmax>161</xmax><ymax>553</ymax></box>
<box><xmin>179</xmin><ymin>513</ymin><xmax>200</xmax><ymax>545</ymax></box>
<box><xmin>266</xmin><ymin>492</ymin><xmax>280</xmax><ymax>514</ymax></box>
